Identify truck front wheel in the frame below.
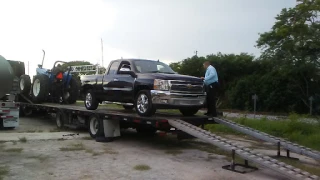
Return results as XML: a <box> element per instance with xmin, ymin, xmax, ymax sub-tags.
<box><xmin>84</xmin><ymin>90</ymin><xmax>99</xmax><ymax>110</ymax></box>
<box><xmin>179</xmin><ymin>108</ymin><xmax>199</xmax><ymax>116</ymax></box>
<box><xmin>135</xmin><ymin>90</ymin><xmax>156</xmax><ymax>117</ymax></box>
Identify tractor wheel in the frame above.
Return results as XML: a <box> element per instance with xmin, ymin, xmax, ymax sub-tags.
<box><xmin>63</xmin><ymin>77</ymin><xmax>79</xmax><ymax>104</ymax></box>
<box><xmin>31</xmin><ymin>75</ymin><xmax>49</xmax><ymax>103</ymax></box>
<box><xmin>19</xmin><ymin>75</ymin><xmax>31</xmax><ymax>95</ymax></box>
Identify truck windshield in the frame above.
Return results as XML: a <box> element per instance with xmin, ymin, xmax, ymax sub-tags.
<box><xmin>133</xmin><ymin>60</ymin><xmax>175</xmax><ymax>74</ymax></box>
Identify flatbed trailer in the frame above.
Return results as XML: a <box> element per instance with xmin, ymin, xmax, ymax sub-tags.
<box><xmin>19</xmin><ymin>102</ymin><xmax>215</xmax><ymax>139</ymax></box>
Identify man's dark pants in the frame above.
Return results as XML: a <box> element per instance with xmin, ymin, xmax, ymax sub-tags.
<box><xmin>205</xmin><ymin>82</ymin><xmax>219</xmax><ymax>117</ymax></box>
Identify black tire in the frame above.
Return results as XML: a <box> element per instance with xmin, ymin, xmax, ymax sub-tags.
<box><xmin>20</xmin><ymin>105</ymin><xmax>33</xmax><ymax>117</ymax></box>
<box><xmin>55</xmin><ymin>111</ymin><xmax>66</xmax><ymax>129</ymax></box>
<box><xmin>19</xmin><ymin>75</ymin><xmax>31</xmax><ymax>95</ymax></box>
<box><xmin>84</xmin><ymin>89</ymin><xmax>99</xmax><ymax>110</ymax></box>
<box><xmin>31</xmin><ymin>75</ymin><xmax>49</xmax><ymax>103</ymax></box>
<box><xmin>179</xmin><ymin>108</ymin><xmax>199</xmax><ymax>116</ymax></box>
<box><xmin>123</xmin><ymin>105</ymin><xmax>134</xmax><ymax>110</ymax></box>
<box><xmin>88</xmin><ymin>114</ymin><xmax>104</xmax><ymax>138</ymax></box>
<box><xmin>135</xmin><ymin>90</ymin><xmax>156</xmax><ymax>117</ymax></box>
<box><xmin>63</xmin><ymin>77</ymin><xmax>79</xmax><ymax>104</ymax></box>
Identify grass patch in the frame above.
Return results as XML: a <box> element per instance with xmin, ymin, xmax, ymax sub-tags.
<box><xmin>133</xmin><ymin>164</ymin><xmax>151</xmax><ymax>171</ymax></box>
<box><xmin>85</xmin><ymin>149</ymin><xmax>104</xmax><ymax>156</ymax></box>
<box><xmin>57</xmin><ymin>138</ymin><xmax>65</xmax><ymax>141</ymax></box>
<box><xmin>18</xmin><ymin>137</ymin><xmax>27</xmax><ymax>143</ymax></box>
<box><xmin>165</xmin><ymin>149</ymin><xmax>183</xmax><ymax>155</ymax></box>
<box><xmin>60</xmin><ymin>143</ymin><xmax>85</xmax><ymax>151</ymax></box>
<box><xmin>206</xmin><ymin>113</ymin><xmax>320</xmax><ymax>151</ymax></box>
<box><xmin>3</xmin><ymin>148</ymin><xmax>23</xmax><ymax>153</ymax></box>
<box><xmin>0</xmin><ymin>166</ymin><xmax>9</xmax><ymax>180</ymax></box>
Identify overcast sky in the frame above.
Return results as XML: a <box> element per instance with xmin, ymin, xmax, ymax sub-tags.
<box><xmin>0</xmin><ymin>0</ymin><xmax>296</xmax><ymax>76</ymax></box>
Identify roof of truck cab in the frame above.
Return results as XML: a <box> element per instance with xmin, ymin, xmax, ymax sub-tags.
<box><xmin>113</xmin><ymin>59</ymin><xmax>158</xmax><ymax>62</ymax></box>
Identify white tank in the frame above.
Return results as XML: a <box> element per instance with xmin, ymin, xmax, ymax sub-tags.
<box><xmin>0</xmin><ymin>55</ymin><xmax>14</xmax><ymax>98</ymax></box>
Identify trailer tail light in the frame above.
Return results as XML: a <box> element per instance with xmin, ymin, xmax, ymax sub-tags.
<box><xmin>56</xmin><ymin>72</ymin><xmax>63</xmax><ymax>80</ymax></box>
<box><xmin>133</xmin><ymin>119</ymin><xmax>141</xmax><ymax>123</ymax></box>
<box><xmin>1</xmin><ymin>103</ymin><xmax>5</xmax><ymax>107</ymax></box>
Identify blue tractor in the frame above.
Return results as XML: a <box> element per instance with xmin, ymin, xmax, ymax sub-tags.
<box><xmin>19</xmin><ymin>50</ymin><xmax>79</xmax><ymax>104</ymax></box>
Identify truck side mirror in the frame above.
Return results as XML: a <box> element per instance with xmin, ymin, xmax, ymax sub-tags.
<box><xmin>119</xmin><ymin>68</ymin><xmax>136</xmax><ymax>77</ymax></box>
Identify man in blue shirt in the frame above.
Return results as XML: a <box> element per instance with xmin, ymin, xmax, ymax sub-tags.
<box><xmin>201</xmin><ymin>61</ymin><xmax>219</xmax><ymax>117</ymax></box>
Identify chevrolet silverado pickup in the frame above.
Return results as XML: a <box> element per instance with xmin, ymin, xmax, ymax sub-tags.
<box><xmin>81</xmin><ymin>59</ymin><xmax>206</xmax><ymax>116</ymax></box>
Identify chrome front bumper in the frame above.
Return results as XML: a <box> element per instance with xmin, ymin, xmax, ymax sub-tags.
<box><xmin>150</xmin><ymin>90</ymin><xmax>206</xmax><ymax>107</ymax></box>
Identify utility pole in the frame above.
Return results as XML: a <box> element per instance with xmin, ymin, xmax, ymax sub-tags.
<box><xmin>252</xmin><ymin>94</ymin><xmax>258</xmax><ymax>119</ymax></box>
<box><xmin>101</xmin><ymin>38</ymin><xmax>104</xmax><ymax>67</ymax></box>
<box><xmin>309</xmin><ymin>96</ymin><xmax>314</xmax><ymax>115</ymax></box>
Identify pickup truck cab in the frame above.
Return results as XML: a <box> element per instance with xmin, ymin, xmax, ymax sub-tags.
<box><xmin>81</xmin><ymin>59</ymin><xmax>206</xmax><ymax>116</ymax></box>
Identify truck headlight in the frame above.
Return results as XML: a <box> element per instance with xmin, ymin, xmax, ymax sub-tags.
<box><xmin>154</xmin><ymin>79</ymin><xmax>169</xmax><ymax>91</ymax></box>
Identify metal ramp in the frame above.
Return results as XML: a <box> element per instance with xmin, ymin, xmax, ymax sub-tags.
<box><xmin>213</xmin><ymin>117</ymin><xmax>320</xmax><ymax>161</ymax></box>
<box><xmin>168</xmin><ymin>119</ymin><xmax>319</xmax><ymax>180</ymax></box>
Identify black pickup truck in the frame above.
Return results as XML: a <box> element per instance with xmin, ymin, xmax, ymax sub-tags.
<box><xmin>81</xmin><ymin>59</ymin><xmax>206</xmax><ymax>116</ymax></box>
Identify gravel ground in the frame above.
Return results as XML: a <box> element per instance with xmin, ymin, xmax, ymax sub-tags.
<box><xmin>0</xmin><ymin>116</ymin><xmax>317</xmax><ymax>180</ymax></box>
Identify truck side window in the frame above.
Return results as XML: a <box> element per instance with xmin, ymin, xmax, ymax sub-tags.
<box><xmin>108</xmin><ymin>61</ymin><xmax>120</xmax><ymax>75</ymax></box>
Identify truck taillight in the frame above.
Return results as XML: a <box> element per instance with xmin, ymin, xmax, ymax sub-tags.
<box><xmin>1</xmin><ymin>103</ymin><xmax>5</xmax><ymax>107</ymax></box>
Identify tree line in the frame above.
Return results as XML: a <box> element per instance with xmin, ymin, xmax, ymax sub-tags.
<box><xmin>170</xmin><ymin>0</ymin><xmax>320</xmax><ymax>114</ymax></box>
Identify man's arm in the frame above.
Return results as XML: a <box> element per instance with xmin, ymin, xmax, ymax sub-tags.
<box><xmin>204</xmin><ymin>68</ymin><xmax>216</xmax><ymax>81</ymax></box>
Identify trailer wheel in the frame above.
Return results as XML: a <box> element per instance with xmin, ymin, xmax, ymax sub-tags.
<box><xmin>20</xmin><ymin>105</ymin><xmax>33</xmax><ymax>117</ymax></box>
<box><xmin>135</xmin><ymin>90</ymin><xmax>156</xmax><ymax>117</ymax></box>
<box><xmin>19</xmin><ymin>75</ymin><xmax>31</xmax><ymax>95</ymax></box>
<box><xmin>88</xmin><ymin>114</ymin><xmax>104</xmax><ymax>138</ymax></box>
<box><xmin>179</xmin><ymin>108</ymin><xmax>199</xmax><ymax>116</ymax></box>
<box><xmin>85</xmin><ymin>90</ymin><xmax>99</xmax><ymax>110</ymax></box>
<box><xmin>63</xmin><ymin>77</ymin><xmax>79</xmax><ymax>104</ymax></box>
<box><xmin>32</xmin><ymin>75</ymin><xmax>49</xmax><ymax>103</ymax></box>
<box><xmin>55</xmin><ymin>111</ymin><xmax>66</xmax><ymax>129</ymax></box>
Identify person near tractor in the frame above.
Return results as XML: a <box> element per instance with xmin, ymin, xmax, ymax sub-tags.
<box><xmin>201</xmin><ymin>61</ymin><xmax>219</xmax><ymax>117</ymax></box>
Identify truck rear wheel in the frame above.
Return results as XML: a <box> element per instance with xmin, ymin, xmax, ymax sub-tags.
<box><xmin>179</xmin><ymin>108</ymin><xmax>199</xmax><ymax>116</ymax></box>
<box><xmin>135</xmin><ymin>90</ymin><xmax>156</xmax><ymax>117</ymax></box>
<box><xmin>84</xmin><ymin>90</ymin><xmax>99</xmax><ymax>110</ymax></box>
<box><xmin>19</xmin><ymin>75</ymin><xmax>31</xmax><ymax>95</ymax></box>
<box><xmin>88</xmin><ymin>114</ymin><xmax>104</xmax><ymax>138</ymax></box>
<box><xmin>32</xmin><ymin>75</ymin><xmax>49</xmax><ymax>103</ymax></box>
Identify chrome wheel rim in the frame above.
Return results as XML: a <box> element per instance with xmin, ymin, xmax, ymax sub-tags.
<box><xmin>137</xmin><ymin>94</ymin><xmax>148</xmax><ymax>113</ymax></box>
<box><xmin>90</xmin><ymin>117</ymin><xmax>98</xmax><ymax>135</ymax></box>
<box><xmin>85</xmin><ymin>93</ymin><xmax>92</xmax><ymax>107</ymax></box>
<box><xmin>33</xmin><ymin>79</ymin><xmax>41</xmax><ymax>96</ymax></box>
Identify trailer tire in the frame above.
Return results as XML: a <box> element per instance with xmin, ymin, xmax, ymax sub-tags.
<box><xmin>84</xmin><ymin>90</ymin><xmax>99</xmax><ymax>110</ymax></box>
<box><xmin>32</xmin><ymin>75</ymin><xmax>49</xmax><ymax>103</ymax></box>
<box><xmin>20</xmin><ymin>105</ymin><xmax>33</xmax><ymax>117</ymax></box>
<box><xmin>63</xmin><ymin>77</ymin><xmax>79</xmax><ymax>104</ymax></box>
<box><xmin>179</xmin><ymin>108</ymin><xmax>199</xmax><ymax>116</ymax></box>
<box><xmin>55</xmin><ymin>111</ymin><xmax>66</xmax><ymax>129</ymax></box>
<box><xmin>135</xmin><ymin>90</ymin><xmax>156</xmax><ymax>117</ymax></box>
<box><xmin>19</xmin><ymin>75</ymin><xmax>31</xmax><ymax>95</ymax></box>
<box><xmin>88</xmin><ymin>114</ymin><xmax>104</xmax><ymax>138</ymax></box>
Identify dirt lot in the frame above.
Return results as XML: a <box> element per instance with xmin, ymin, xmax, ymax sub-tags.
<box><xmin>0</xmin><ymin>116</ymin><xmax>318</xmax><ymax>180</ymax></box>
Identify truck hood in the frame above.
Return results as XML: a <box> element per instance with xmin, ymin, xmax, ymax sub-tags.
<box><xmin>147</xmin><ymin>73</ymin><xmax>203</xmax><ymax>82</ymax></box>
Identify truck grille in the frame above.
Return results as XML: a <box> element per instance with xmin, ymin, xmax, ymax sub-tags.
<box><xmin>169</xmin><ymin>80</ymin><xmax>204</xmax><ymax>94</ymax></box>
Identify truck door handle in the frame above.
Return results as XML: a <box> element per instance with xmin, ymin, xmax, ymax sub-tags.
<box><xmin>114</xmin><ymin>79</ymin><xmax>119</xmax><ymax>81</ymax></box>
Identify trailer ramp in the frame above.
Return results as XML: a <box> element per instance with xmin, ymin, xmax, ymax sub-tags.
<box><xmin>168</xmin><ymin>119</ymin><xmax>319</xmax><ymax>180</ymax></box>
<box><xmin>213</xmin><ymin>117</ymin><xmax>320</xmax><ymax>161</ymax></box>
